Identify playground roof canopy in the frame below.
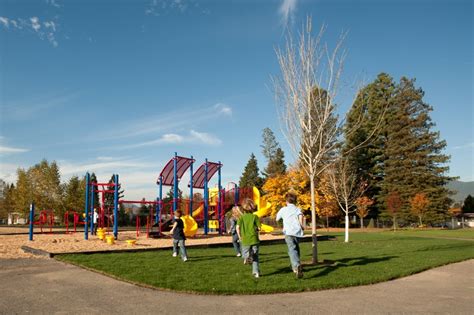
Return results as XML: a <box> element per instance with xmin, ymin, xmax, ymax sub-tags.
<box><xmin>191</xmin><ymin>161</ymin><xmax>222</xmax><ymax>189</ymax></box>
<box><xmin>157</xmin><ymin>156</ymin><xmax>195</xmax><ymax>186</ymax></box>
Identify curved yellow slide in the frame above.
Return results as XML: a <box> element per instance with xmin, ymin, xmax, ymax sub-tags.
<box><xmin>182</xmin><ymin>204</ymin><xmax>204</xmax><ymax>237</ymax></box>
<box><xmin>252</xmin><ymin>186</ymin><xmax>274</xmax><ymax>233</ymax></box>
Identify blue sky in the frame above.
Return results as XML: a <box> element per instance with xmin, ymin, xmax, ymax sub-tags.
<box><xmin>0</xmin><ymin>0</ymin><xmax>472</xmax><ymax>201</ymax></box>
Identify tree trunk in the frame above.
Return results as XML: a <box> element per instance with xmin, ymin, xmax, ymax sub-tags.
<box><xmin>344</xmin><ymin>214</ymin><xmax>349</xmax><ymax>242</ymax></box>
<box><xmin>310</xmin><ymin>175</ymin><xmax>318</xmax><ymax>264</ymax></box>
<box><xmin>326</xmin><ymin>215</ymin><xmax>329</xmax><ymax>232</ymax></box>
<box><xmin>360</xmin><ymin>217</ymin><xmax>363</xmax><ymax>229</ymax></box>
<box><xmin>419</xmin><ymin>216</ymin><xmax>422</xmax><ymax>227</ymax></box>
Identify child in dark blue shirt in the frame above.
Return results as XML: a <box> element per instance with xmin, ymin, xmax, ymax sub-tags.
<box><xmin>170</xmin><ymin>210</ymin><xmax>188</xmax><ymax>262</ymax></box>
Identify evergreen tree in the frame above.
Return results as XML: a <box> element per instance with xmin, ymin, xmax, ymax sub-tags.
<box><xmin>104</xmin><ymin>175</ymin><xmax>124</xmax><ymax>210</ymax></box>
<box><xmin>239</xmin><ymin>153</ymin><xmax>263</xmax><ymax>189</ymax></box>
<box><xmin>261</xmin><ymin>128</ymin><xmax>287</xmax><ymax>178</ymax></box>
<box><xmin>381</xmin><ymin>77</ymin><xmax>453</xmax><ymax>223</ymax></box>
<box><xmin>344</xmin><ymin>73</ymin><xmax>395</xmax><ymax>216</ymax></box>
<box><xmin>89</xmin><ymin>173</ymin><xmax>100</xmax><ymax>209</ymax></box>
<box><xmin>265</xmin><ymin>147</ymin><xmax>287</xmax><ymax>178</ymax></box>
<box><xmin>261</xmin><ymin>128</ymin><xmax>279</xmax><ymax>161</ymax></box>
<box><xmin>462</xmin><ymin>195</ymin><xmax>474</xmax><ymax>213</ymax></box>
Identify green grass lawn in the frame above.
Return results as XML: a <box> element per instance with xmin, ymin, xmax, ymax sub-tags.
<box><xmin>57</xmin><ymin>231</ymin><xmax>474</xmax><ymax>294</ymax></box>
<box><xmin>381</xmin><ymin>228</ymin><xmax>474</xmax><ymax>239</ymax></box>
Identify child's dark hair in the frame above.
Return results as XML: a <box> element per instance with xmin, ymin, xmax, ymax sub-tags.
<box><xmin>241</xmin><ymin>198</ymin><xmax>256</xmax><ymax>212</ymax></box>
<box><xmin>286</xmin><ymin>193</ymin><xmax>297</xmax><ymax>204</ymax></box>
<box><xmin>175</xmin><ymin>210</ymin><xmax>183</xmax><ymax>216</ymax></box>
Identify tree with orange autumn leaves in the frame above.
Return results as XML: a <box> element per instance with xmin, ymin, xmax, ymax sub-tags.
<box><xmin>262</xmin><ymin>166</ymin><xmax>338</xmax><ymax>227</ymax></box>
<box><xmin>355</xmin><ymin>196</ymin><xmax>374</xmax><ymax>228</ymax></box>
<box><xmin>410</xmin><ymin>193</ymin><xmax>430</xmax><ymax>226</ymax></box>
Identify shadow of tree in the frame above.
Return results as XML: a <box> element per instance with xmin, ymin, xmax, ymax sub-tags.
<box><xmin>303</xmin><ymin>255</ymin><xmax>399</xmax><ymax>279</ymax></box>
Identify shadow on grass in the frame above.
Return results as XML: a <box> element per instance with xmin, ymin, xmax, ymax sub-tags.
<box><xmin>303</xmin><ymin>255</ymin><xmax>399</xmax><ymax>279</ymax></box>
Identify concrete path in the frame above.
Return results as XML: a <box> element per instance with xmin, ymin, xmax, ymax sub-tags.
<box><xmin>0</xmin><ymin>258</ymin><xmax>472</xmax><ymax>314</ymax></box>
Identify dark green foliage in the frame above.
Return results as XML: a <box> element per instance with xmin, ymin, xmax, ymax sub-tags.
<box><xmin>381</xmin><ymin>77</ymin><xmax>453</xmax><ymax>223</ymax></box>
<box><xmin>344</xmin><ymin>73</ymin><xmax>453</xmax><ymax>224</ymax></box>
<box><xmin>89</xmin><ymin>173</ymin><xmax>100</xmax><ymax>210</ymax></box>
<box><xmin>104</xmin><ymin>175</ymin><xmax>124</xmax><ymax>210</ymax></box>
<box><xmin>264</xmin><ymin>147</ymin><xmax>287</xmax><ymax>178</ymax></box>
<box><xmin>63</xmin><ymin>176</ymin><xmax>86</xmax><ymax>214</ymax></box>
<box><xmin>239</xmin><ymin>153</ymin><xmax>264</xmax><ymax>189</ymax></box>
<box><xmin>344</xmin><ymin>73</ymin><xmax>395</xmax><ymax>217</ymax></box>
<box><xmin>462</xmin><ymin>195</ymin><xmax>474</xmax><ymax>213</ymax></box>
<box><xmin>261</xmin><ymin>128</ymin><xmax>287</xmax><ymax>179</ymax></box>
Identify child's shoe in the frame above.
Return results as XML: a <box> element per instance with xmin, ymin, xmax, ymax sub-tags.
<box><xmin>183</xmin><ymin>257</ymin><xmax>188</xmax><ymax>262</ymax></box>
<box><xmin>236</xmin><ymin>253</ymin><xmax>241</xmax><ymax>257</ymax></box>
<box><xmin>253</xmin><ymin>272</ymin><xmax>260</xmax><ymax>278</ymax></box>
<box><xmin>172</xmin><ymin>252</ymin><xmax>177</xmax><ymax>257</ymax></box>
<box><xmin>295</xmin><ymin>265</ymin><xmax>303</xmax><ymax>279</ymax></box>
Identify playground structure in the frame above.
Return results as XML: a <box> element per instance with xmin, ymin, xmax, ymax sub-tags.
<box><xmin>28</xmin><ymin>152</ymin><xmax>274</xmax><ymax>241</ymax></box>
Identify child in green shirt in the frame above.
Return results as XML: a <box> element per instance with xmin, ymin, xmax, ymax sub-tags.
<box><xmin>237</xmin><ymin>198</ymin><xmax>261</xmax><ymax>278</ymax></box>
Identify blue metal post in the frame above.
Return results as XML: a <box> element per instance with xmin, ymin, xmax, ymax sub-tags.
<box><xmin>89</xmin><ymin>180</ymin><xmax>94</xmax><ymax>238</ymax></box>
<box><xmin>218</xmin><ymin>161</ymin><xmax>222</xmax><ymax>235</ymax></box>
<box><xmin>158</xmin><ymin>176</ymin><xmax>163</xmax><ymax>231</ymax></box>
<box><xmin>84</xmin><ymin>173</ymin><xmax>90</xmax><ymax>240</ymax></box>
<box><xmin>189</xmin><ymin>155</ymin><xmax>194</xmax><ymax>216</ymax></box>
<box><xmin>204</xmin><ymin>159</ymin><xmax>209</xmax><ymax>235</ymax></box>
<box><xmin>28</xmin><ymin>202</ymin><xmax>35</xmax><ymax>241</ymax></box>
<box><xmin>113</xmin><ymin>174</ymin><xmax>119</xmax><ymax>239</ymax></box>
<box><xmin>234</xmin><ymin>183</ymin><xmax>238</xmax><ymax>205</ymax></box>
<box><xmin>173</xmin><ymin>152</ymin><xmax>178</xmax><ymax>213</ymax></box>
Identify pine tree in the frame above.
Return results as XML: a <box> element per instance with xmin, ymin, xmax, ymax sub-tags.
<box><xmin>89</xmin><ymin>173</ymin><xmax>100</xmax><ymax>209</ymax></box>
<box><xmin>381</xmin><ymin>77</ymin><xmax>453</xmax><ymax>223</ymax></box>
<box><xmin>462</xmin><ymin>195</ymin><xmax>474</xmax><ymax>213</ymax></box>
<box><xmin>239</xmin><ymin>153</ymin><xmax>263</xmax><ymax>189</ymax></box>
<box><xmin>104</xmin><ymin>175</ymin><xmax>124</xmax><ymax>210</ymax></box>
<box><xmin>261</xmin><ymin>128</ymin><xmax>287</xmax><ymax>179</ymax></box>
<box><xmin>261</xmin><ymin>128</ymin><xmax>279</xmax><ymax>161</ymax></box>
<box><xmin>344</xmin><ymin>73</ymin><xmax>395</xmax><ymax>217</ymax></box>
<box><xmin>264</xmin><ymin>147</ymin><xmax>287</xmax><ymax>178</ymax></box>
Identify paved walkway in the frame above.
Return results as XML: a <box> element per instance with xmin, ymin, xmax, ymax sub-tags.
<box><xmin>0</xmin><ymin>258</ymin><xmax>472</xmax><ymax>314</ymax></box>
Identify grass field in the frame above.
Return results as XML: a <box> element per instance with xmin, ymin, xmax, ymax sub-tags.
<box><xmin>57</xmin><ymin>231</ymin><xmax>474</xmax><ymax>295</ymax></box>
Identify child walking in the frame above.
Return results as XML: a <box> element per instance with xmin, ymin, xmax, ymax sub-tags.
<box><xmin>170</xmin><ymin>210</ymin><xmax>188</xmax><ymax>262</ymax></box>
<box><xmin>236</xmin><ymin>198</ymin><xmax>261</xmax><ymax>278</ymax></box>
<box><xmin>228</xmin><ymin>206</ymin><xmax>242</xmax><ymax>257</ymax></box>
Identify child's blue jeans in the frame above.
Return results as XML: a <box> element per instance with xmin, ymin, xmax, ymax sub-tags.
<box><xmin>242</xmin><ymin>244</ymin><xmax>260</xmax><ymax>275</ymax></box>
<box><xmin>173</xmin><ymin>239</ymin><xmax>187</xmax><ymax>260</ymax></box>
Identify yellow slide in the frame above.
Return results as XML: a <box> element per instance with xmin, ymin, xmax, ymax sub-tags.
<box><xmin>252</xmin><ymin>186</ymin><xmax>274</xmax><ymax>233</ymax></box>
<box><xmin>182</xmin><ymin>186</ymin><xmax>274</xmax><ymax>236</ymax></box>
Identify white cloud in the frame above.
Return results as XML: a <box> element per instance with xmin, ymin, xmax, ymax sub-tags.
<box><xmin>453</xmin><ymin>142</ymin><xmax>474</xmax><ymax>150</ymax></box>
<box><xmin>214</xmin><ymin>103</ymin><xmax>232</xmax><ymax>116</ymax></box>
<box><xmin>120</xmin><ymin>130</ymin><xmax>222</xmax><ymax>149</ymax></box>
<box><xmin>0</xmin><ymin>17</ymin><xmax>9</xmax><ymax>28</ymax></box>
<box><xmin>189</xmin><ymin>130</ymin><xmax>222</xmax><ymax>145</ymax></box>
<box><xmin>2</xmin><ymin>92</ymin><xmax>77</xmax><ymax>121</ymax></box>
<box><xmin>97</xmin><ymin>103</ymin><xmax>232</xmax><ymax>142</ymax></box>
<box><xmin>46</xmin><ymin>0</ymin><xmax>61</xmax><ymax>8</ymax></box>
<box><xmin>0</xmin><ymin>145</ymin><xmax>29</xmax><ymax>154</ymax></box>
<box><xmin>145</xmin><ymin>0</ymin><xmax>205</xmax><ymax>16</ymax></box>
<box><xmin>0</xmin><ymin>15</ymin><xmax>59</xmax><ymax>47</ymax></box>
<box><xmin>59</xmin><ymin>158</ymin><xmax>154</xmax><ymax>176</ymax></box>
<box><xmin>279</xmin><ymin>0</ymin><xmax>297</xmax><ymax>26</ymax></box>
<box><xmin>30</xmin><ymin>17</ymin><xmax>41</xmax><ymax>32</ymax></box>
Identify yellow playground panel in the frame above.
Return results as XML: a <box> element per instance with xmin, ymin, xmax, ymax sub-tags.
<box><xmin>208</xmin><ymin>219</ymin><xmax>219</xmax><ymax>230</ymax></box>
<box><xmin>180</xmin><ymin>186</ymin><xmax>274</xmax><ymax>236</ymax></box>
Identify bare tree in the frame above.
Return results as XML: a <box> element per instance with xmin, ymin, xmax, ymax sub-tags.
<box><xmin>273</xmin><ymin>18</ymin><xmax>346</xmax><ymax>263</ymax></box>
<box><xmin>326</xmin><ymin>157</ymin><xmax>367</xmax><ymax>242</ymax></box>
